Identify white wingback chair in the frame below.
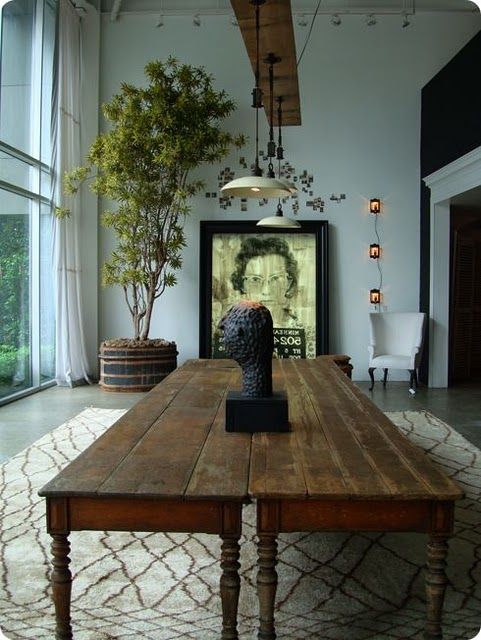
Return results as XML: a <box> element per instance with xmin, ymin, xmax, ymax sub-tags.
<box><xmin>368</xmin><ymin>312</ymin><xmax>426</xmax><ymax>393</ymax></box>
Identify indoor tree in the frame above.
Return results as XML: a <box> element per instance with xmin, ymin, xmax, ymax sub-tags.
<box><xmin>62</xmin><ymin>57</ymin><xmax>243</xmax><ymax>344</ymax></box>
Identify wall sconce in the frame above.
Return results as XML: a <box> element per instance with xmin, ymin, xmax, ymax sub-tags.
<box><xmin>369</xmin><ymin>243</ymin><xmax>380</xmax><ymax>259</ymax></box>
<box><xmin>369</xmin><ymin>198</ymin><xmax>381</xmax><ymax>214</ymax></box>
<box><xmin>370</xmin><ymin>288</ymin><xmax>381</xmax><ymax>304</ymax></box>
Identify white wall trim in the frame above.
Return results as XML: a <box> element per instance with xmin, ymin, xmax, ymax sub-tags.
<box><xmin>423</xmin><ymin>145</ymin><xmax>481</xmax><ymax>387</ymax></box>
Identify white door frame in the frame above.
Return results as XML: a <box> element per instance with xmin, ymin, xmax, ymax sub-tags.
<box><xmin>423</xmin><ymin>145</ymin><xmax>481</xmax><ymax>387</ymax></box>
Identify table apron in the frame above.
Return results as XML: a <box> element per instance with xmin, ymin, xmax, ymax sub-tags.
<box><xmin>45</xmin><ymin>496</ymin><xmax>243</xmax><ymax>536</ymax></box>
<box><xmin>257</xmin><ymin>499</ymin><xmax>455</xmax><ymax>535</ymax></box>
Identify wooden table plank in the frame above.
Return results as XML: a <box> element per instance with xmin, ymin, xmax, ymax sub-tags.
<box><xmin>301</xmin><ymin>360</ymin><xmax>440</xmax><ymax>497</ymax></box>
<box><xmin>250</xmin><ymin>431</ymin><xmax>307</xmax><ymax>498</ymax></box>
<box><xmin>39</xmin><ymin>381</ymin><xmax>188</xmax><ymax>497</ymax></box>
<box><xmin>99</xmin><ymin>370</ymin><xmax>238</xmax><ymax>498</ymax></box>
<box><xmin>98</xmin><ymin>406</ymin><xmax>219</xmax><ymax>497</ymax></box>
<box><xmin>187</xmin><ymin>371</ymin><xmax>251</xmax><ymax>500</ymax></box>
<box><xmin>280</xmin><ymin>359</ymin><xmax>351</xmax><ymax>498</ymax></box>
<box><xmin>305</xmin><ymin>359</ymin><xmax>463</xmax><ymax>500</ymax></box>
<box><xmin>289</xmin><ymin>359</ymin><xmax>393</xmax><ymax>498</ymax></box>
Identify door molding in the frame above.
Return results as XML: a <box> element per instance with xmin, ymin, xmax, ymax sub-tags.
<box><xmin>424</xmin><ymin>146</ymin><xmax>481</xmax><ymax>387</ymax></box>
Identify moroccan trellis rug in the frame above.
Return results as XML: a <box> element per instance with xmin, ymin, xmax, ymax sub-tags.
<box><xmin>0</xmin><ymin>407</ymin><xmax>480</xmax><ymax>640</ymax></box>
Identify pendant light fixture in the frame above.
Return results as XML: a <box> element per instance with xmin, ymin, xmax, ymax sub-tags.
<box><xmin>257</xmin><ymin>93</ymin><xmax>300</xmax><ymax>228</ymax></box>
<box><xmin>221</xmin><ymin>0</ymin><xmax>294</xmax><ymax>199</ymax></box>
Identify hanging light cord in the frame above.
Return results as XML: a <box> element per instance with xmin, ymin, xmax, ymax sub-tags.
<box><xmin>268</xmin><ymin>59</ymin><xmax>275</xmax><ymax>156</ymax></box>
<box><xmin>374</xmin><ymin>212</ymin><xmax>383</xmax><ymax>295</ymax></box>
<box><xmin>297</xmin><ymin>0</ymin><xmax>323</xmax><ymax>68</ymax></box>
<box><xmin>277</xmin><ymin>96</ymin><xmax>284</xmax><ymax>169</ymax></box>
<box><xmin>251</xmin><ymin>0</ymin><xmax>263</xmax><ymax>177</ymax></box>
<box><xmin>276</xmin><ymin>96</ymin><xmax>284</xmax><ymax>216</ymax></box>
<box><xmin>266</xmin><ymin>54</ymin><xmax>280</xmax><ymax>178</ymax></box>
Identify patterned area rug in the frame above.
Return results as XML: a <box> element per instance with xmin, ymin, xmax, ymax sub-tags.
<box><xmin>0</xmin><ymin>408</ymin><xmax>480</xmax><ymax>640</ymax></box>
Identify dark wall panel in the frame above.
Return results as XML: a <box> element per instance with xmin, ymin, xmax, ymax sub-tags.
<box><xmin>421</xmin><ymin>30</ymin><xmax>481</xmax><ymax>179</ymax></box>
<box><xmin>420</xmin><ymin>29</ymin><xmax>481</xmax><ymax>382</ymax></box>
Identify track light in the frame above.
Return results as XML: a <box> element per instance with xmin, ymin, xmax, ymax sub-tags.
<box><xmin>193</xmin><ymin>14</ymin><xmax>201</xmax><ymax>27</ymax></box>
<box><xmin>298</xmin><ymin>14</ymin><xmax>309</xmax><ymax>27</ymax></box>
<box><xmin>331</xmin><ymin>14</ymin><xmax>341</xmax><ymax>26</ymax></box>
<box><xmin>156</xmin><ymin>14</ymin><xmax>164</xmax><ymax>27</ymax></box>
<box><xmin>402</xmin><ymin>13</ymin><xmax>410</xmax><ymax>27</ymax></box>
<box><xmin>366</xmin><ymin>14</ymin><xmax>377</xmax><ymax>26</ymax></box>
<box><xmin>230</xmin><ymin>13</ymin><xmax>238</xmax><ymax>26</ymax></box>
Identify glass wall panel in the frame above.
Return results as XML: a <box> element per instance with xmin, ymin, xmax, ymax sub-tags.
<box><xmin>0</xmin><ymin>147</ymin><xmax>37</xmax><ymax>191</ymax></box>
<box><xmin>0</xmin><ymin>189</ymin><xmax>32</xmax><ymax>400</ymax></box>
<box><xmin>0</xmin><ymin>0</ymin><xmax>36</xmax><ymax>155</ymax></box>
<box><xmin>0</xmin><ymin>0</ymin><xmax>57</xmax><ymax>403</ymax></box>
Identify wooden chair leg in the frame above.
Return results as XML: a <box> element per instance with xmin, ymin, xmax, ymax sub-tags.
<box><xmin>368</xmin><ymin>367</ymin><xmax>375</xmax><ymax>391</ymax></box>
<box><xmin>382</xmin><ymin>368</ymin><xmax>388</xmax><ymax>387</ymax></box>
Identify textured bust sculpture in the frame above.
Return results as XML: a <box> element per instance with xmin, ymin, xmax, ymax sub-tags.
<box><xmin>219</xmin><ymin>300</ymin><xmax>273</xmax><ymax>398</ymax></box>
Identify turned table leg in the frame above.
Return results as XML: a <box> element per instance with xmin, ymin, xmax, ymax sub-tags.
<box><xmin>257</xmin><ymin>534</ymin><xmax>278</xmax><ymax>640</ymax></box>
<box><xmin>220</xmin><ymin>534</ymin><xmax>241</xmax><ymax>640</ymax></box>
<box><xmin>51</xmin><ymin>533</ymin><xmax>73</xmax><ymax>640</ymax></box>
<box><xmin>424</xmin><ymin>534</ymin><xmax>449</xmax><ymax>640</ymax></box>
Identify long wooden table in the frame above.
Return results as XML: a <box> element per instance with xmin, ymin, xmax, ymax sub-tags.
<box><xmin>39</xmin><ymin>358</ymin><xmax>463</xmax><ymax>640</ymax></box>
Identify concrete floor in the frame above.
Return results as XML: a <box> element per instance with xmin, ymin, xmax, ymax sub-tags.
<box><xmin>1</xmin><ymin>378</ymin><xmax>480</xmax><ymax>463</ymax></box>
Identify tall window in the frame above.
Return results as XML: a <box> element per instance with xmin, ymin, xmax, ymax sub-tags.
<box><xmin>0</xmin><ymin>0</ymin><xmax>57</xmax><ymax>403</ymax></box>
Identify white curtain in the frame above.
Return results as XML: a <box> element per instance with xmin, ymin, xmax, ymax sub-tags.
<box><xmin>51</xmin><ymin>0</ymin><xmax>90</xmax><ymax>386</ymax></box>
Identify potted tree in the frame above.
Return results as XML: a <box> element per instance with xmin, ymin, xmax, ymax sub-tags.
<box><xmin>62</xmin><ymin>58</ymin><xmax>243</xmax><ymax>391</ymax></box>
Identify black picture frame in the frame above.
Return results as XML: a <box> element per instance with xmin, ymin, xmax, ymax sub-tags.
<box><xmin>199</xmin><ymin>220</ymin><xmax>329</xmax><ymax>359</ymax></box>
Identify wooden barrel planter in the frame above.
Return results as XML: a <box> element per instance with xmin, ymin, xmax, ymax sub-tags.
<box><xmin>99</xmin><ymin>341</ymin><xmax>178</xmax><ymax>392</ymax></box>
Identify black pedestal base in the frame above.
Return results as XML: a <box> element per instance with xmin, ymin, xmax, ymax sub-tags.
<box><xmin>225</xmin><ymin>390</ymin><xmax>289</xmax><ymax>433</ymax></box>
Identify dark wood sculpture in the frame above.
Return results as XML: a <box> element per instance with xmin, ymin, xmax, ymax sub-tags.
<box><xmin>219</xmin><ymin>300</ymin><xmax>274</xmax><ymax>398</ymax></box>
<box><xmin>219</xmin><ymin>301</ymin><xmax>288</xmax><ymax>432</ymax></box>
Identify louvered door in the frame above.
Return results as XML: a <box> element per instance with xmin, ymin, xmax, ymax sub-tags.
<box><xmin>450</xmin><ymin>228</ymin><xmax>481</xmax><ymax>381</ymax></box>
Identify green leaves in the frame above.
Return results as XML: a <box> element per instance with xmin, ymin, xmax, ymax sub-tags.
<box><xmin>64</xmin><ymin>57</ymin><xmax>243</xmax><ymax>340</ymax></box>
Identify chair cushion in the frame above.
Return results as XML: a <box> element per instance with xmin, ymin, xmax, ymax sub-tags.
<box><xmin>370</xmin><ymin>355</ymin><xmax>411</xmax><ymax>369</ymax></box>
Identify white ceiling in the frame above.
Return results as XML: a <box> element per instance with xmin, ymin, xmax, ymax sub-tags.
<box><xmin>99</xmin><ymin>0</ymin><xmax>480</xmax><ymax>16</ymax></box>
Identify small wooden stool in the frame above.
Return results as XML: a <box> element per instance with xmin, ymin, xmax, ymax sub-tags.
<box><xmin>318</xmin><ymin>354</ymin><xmax>353</xmax><ymax>378</ymax></box>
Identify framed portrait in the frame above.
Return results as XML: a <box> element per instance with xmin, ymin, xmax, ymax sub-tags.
<box><xmin>199</xmin><ymin>220</ymin><xmax>328</xmax><ymax>359</ymax></box>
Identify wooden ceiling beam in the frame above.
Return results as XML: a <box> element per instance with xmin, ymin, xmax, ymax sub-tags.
<box><xmin>230</xmin><ymin>0</ymin><xmax>301</xmax><ymax>126</ymax></box>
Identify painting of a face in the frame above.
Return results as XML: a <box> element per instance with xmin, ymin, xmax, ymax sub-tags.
<box><xmin>199</xmin><ymin>221</ymin><xmax>328</xmax><ymax>361</ymax></box>
<box><xmin>242</xmin><ymin>254</ymin><xmax>291</xmax><ymax>320</ymax></box>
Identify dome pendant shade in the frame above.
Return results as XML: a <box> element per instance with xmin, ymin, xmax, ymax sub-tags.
<box><xmin>221</xmin><ymin>175</ymin><xmax>295</xmax><ymax>198</ymax></box>
<box><xmin>257</xmin><ymin>202</ymin><xmax>301</xmax><ymax>228</ymax></box>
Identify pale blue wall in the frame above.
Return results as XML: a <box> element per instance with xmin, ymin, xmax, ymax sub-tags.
<box><xmin>87</xmin><ymin>11</ymin><xmax>481</xmax><ymax>379</ymax></box>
